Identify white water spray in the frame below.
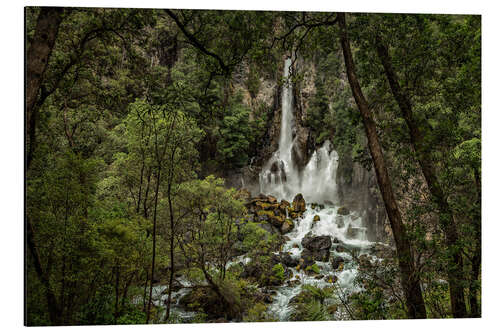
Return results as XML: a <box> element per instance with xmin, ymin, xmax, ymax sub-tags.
<box><xmin>259</xmin><ymin>58</ymin><xmax>339</xmax><ymax>204</ymax></box>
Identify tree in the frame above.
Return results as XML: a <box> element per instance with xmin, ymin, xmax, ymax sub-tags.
<box><xmin>125</xmin><ymin>98</ymin><xmax>202</xmax><ymax>322</ymax></box>
<box><xmin>337</xmin><ymin>12</ymin><xmax>426</xmax><ymax>319</ymax></box>
<box><xmin>175</xmin><ymin>176</ymin><xmax>247</xmax><ymax>320</ymax></box>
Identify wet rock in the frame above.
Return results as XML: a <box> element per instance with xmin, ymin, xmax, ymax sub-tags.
<box><xmin>335</xmin><ymin>245</ymin><xmax>347</xmax><ymax>253</ymax></box>
<box><xmin>331</xmin><ymin>256</ymin><xmax>345</xmax><ymax>270</ymax></box>
<box><xmin>301</xmin><ymin>233</ymin><xmax>332</xmax><ymax>251</ymax></box>
<box><xmin>337</xmin><ymin>206</ymin><xmax>350</xmax><ymax>215</ymax></box>
<box><xmin>280</xmin><ymin>252</ymin><xmax>300</xmax><ymax>267</ymax></box>
<box><xmin>292</xmin><ymin>193</ymin><xmax>306</xmax><ymax>213</ymax></box>
<box><xmin>287</xmin><ymin>279</ymin><xmax>301</xmax><ymax>288</ymax></box>
<box><xmin>279</xmin><ymin>200</ymin><xmax>290</xmax><ymax>215</ymax></box>
<box><xmin>311</xmin><ymin>203</ymin><xmax>318</xmax><ymax>210</ymax></box>
<box><xmin>313</xmin><ymin>215</ymin><xmax>321</xmax><ymax>222</ymax></box>
<box><xmin>301</xmin><ymin>247</ymin><xmax>329</xmax><ymax>264</ymax></box>
<box><xmin>324</xmin><ymin>275</ymin><xmax>338</xmax><ymax>284</ymax></box>
<box><xmin>268</xmin><ymin>195</ymin><xmax>277</xmax><ymax>204</ymax></box>
<box><xmin>281</xmin><ymin>218</ymin><xmax>294</xmax><ymax>234</ymax></box>
<box><xmin>315</xmin><ymin>274</ymin><xmax>324</xmax><ymax>280</ymax></box>
<box><xmin>235</xmin><ymin>188</ymin><xmax>251</xmax><ymax>202</ymax></box>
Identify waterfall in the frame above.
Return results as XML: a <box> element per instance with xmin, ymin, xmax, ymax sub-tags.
<box><xmin>259</xmin><ymin>58</ymin><xmax>339</xmax><ymax>204</ymax></box>
<box><xmin>260</xmin><ymin>58</ymin><xmax>375</xmax><ymax>321</ymax></box>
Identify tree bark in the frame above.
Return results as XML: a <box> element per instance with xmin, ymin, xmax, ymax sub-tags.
<box><xmin>374</xmin><ymin>36</ymin><xmax>467</xmax><ymax>318</ymax></box>
<box><xmin>26</xmin><ymin>218</ymin><xmax>62</xmax><ymax>325</ymax></box>
<box><xmin>146</xmin><ymin>167</ymin><xmax>161</xmax><ymax>324</ymax></box>
<box><xmin>337</xmin><ymin>12</ymin><xmax>427</xmax><ymax>319</ymax></box>
<box><xmin>26</xmin><ymin>7</ymin><xmax>64</xmax><ymax>168</ymax></box>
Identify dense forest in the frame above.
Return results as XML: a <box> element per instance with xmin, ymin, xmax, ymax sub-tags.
<box><xmin>25</xmin><ymin>7</ymin><xmax>481</xmax><ymax>325</ymax></box>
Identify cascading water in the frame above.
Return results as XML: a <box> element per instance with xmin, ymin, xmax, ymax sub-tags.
<box><xmin>259</xmin><ymin>58</ymin><xmax>339</xmax><ymax>204</ymax></box>
<box><xmin>261</xmin><ymin>58</ymin><xmax>375</xmax><ymax>320</ymax></box>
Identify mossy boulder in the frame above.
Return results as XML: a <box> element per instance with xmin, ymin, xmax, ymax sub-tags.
<box><xmin>313</xmin><ymin>215</ymin><xmax>321</xmax><ymax>223</ymax></box>
<box><xmin>281</xmin><ymin>218</ymin><xmax>294</xmax><ymax>233</ymax></box>
<box><xmin>292</xmin><ymin>193</ymin><xmax>306</xmax><ymax>213</ymax></box>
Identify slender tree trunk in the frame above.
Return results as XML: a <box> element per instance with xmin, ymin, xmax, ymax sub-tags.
<box><xmin>469</xmin><ymin>167</ymin><xmax>481</xmax><ymax>317</ymax></box>
<box><xmin>164</xmin><ymin>182</ymin><xmax>175</xmax><ymax>321</ymax></box>
<box><xmin>374</xmin><ymin>36</ymin><xmax>467</xmax><ymax>318</ymax></box>
<box><xmin>114</xmin><ymin>264</ymin><xmax>121</xmax><ymax>323</ymax></box>
<box><xmin>146</xmin><ymin>167</ymin><xmax>161</xmax><ymax>324</ymax></box>
<box><xmin>337</xmin><ymin>12</ymin><xmax>426</xmax><ymax>319</ymax></box>
<box><xmin>26</xmin><ymin>218</ymin><xmax>62</xmax><ymax>324</ymax></box>
<box><xmin>26</xmin><ymin>7</ymin><xmax>64</xmax><ymax>168</ymax></box>
<box><xmin>142</xmin><ymin>270</ymin><xmax>149</xmax><ymax>313</ymax></box>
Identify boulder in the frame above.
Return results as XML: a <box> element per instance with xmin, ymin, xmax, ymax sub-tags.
<box><xmin>279</xmin><ymin>200</ymin><xmax>290</xmax><ymax>215</ymax></box>
<box><xmin>313</xmin><ymin>215</ymin><xmax>321</xmax><ymax>223</ymax></box>
<box><xmin>331</xmin><ymin>256</ymin><xmax>345</xmax><ymax>270</ymax></box>
<box><xmin>292</xmin><ymin>193</ymin><xmax>306</xmax><ymax>213</ymax></box>
<box><xmin>234</xmin><ymin>188</ymin><xmax>251</xmax><ymax>202</ymax></box>
<box><xmin>281</xmin><ymin>218</ymin><xmax>294</xmax><ymax>234</ymax></box>
<box><xmin>337</xmin><ymin>206</ymin><xmax>350</xmax><ymax>215</ymax></box>
<box><xmin>324</xmin><ymin>275</ymin><xmax>338</xmax><ymax>284</ymax></box>
<box><xmin>280</xmin><ymin>252</ymin><xmax>300</xmax><ymax>267</ymax></box>
<box><xmin>301</xmin><ymin>233</ymin><xmax>332</xmax><ymax>252</ymax></box>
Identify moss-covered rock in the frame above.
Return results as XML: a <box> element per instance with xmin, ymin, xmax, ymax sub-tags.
<box><xmin>313</xmin><ymin>215</ymin><xmax>321</xmax><ymax>223</ymax></box>
<box><xmin>281</xmin><ymin>218</ymin><xmax>294</xmax><ymax>233</ymax></box>
<box><xmin>292</xmin><ymin>193</ymin><xmax>306</xmax><ymax>213</ymax></box>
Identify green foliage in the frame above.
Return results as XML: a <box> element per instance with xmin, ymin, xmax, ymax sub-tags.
<box><xmin>272</xmin><ymin>263</ymin><xmax>285</xmax><ymax>282</ymax></box>
<box><xmin>217</xmin><ymin>97</ymin><xmax>251</xmax><ymax>168</ymax></box>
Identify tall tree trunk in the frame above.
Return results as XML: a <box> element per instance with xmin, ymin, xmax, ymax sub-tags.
<box><xmin>337</xmin><ymin>12</ymin><xmax>426</xmax><ymax>319</ymax></box>
<box><xmin>374</xmin><ymin>36</ymin><xmax>467</xmax><ymax>318</ymax></box>
<box><xmin>146</xmin><ymin>167</ymin><xmax>161</xmax><ymax>324</ymax></box>
<box><xmin>26</xmin><ymin>7</ymin><xmax>64</xmax><ymax>168</ymax></box>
